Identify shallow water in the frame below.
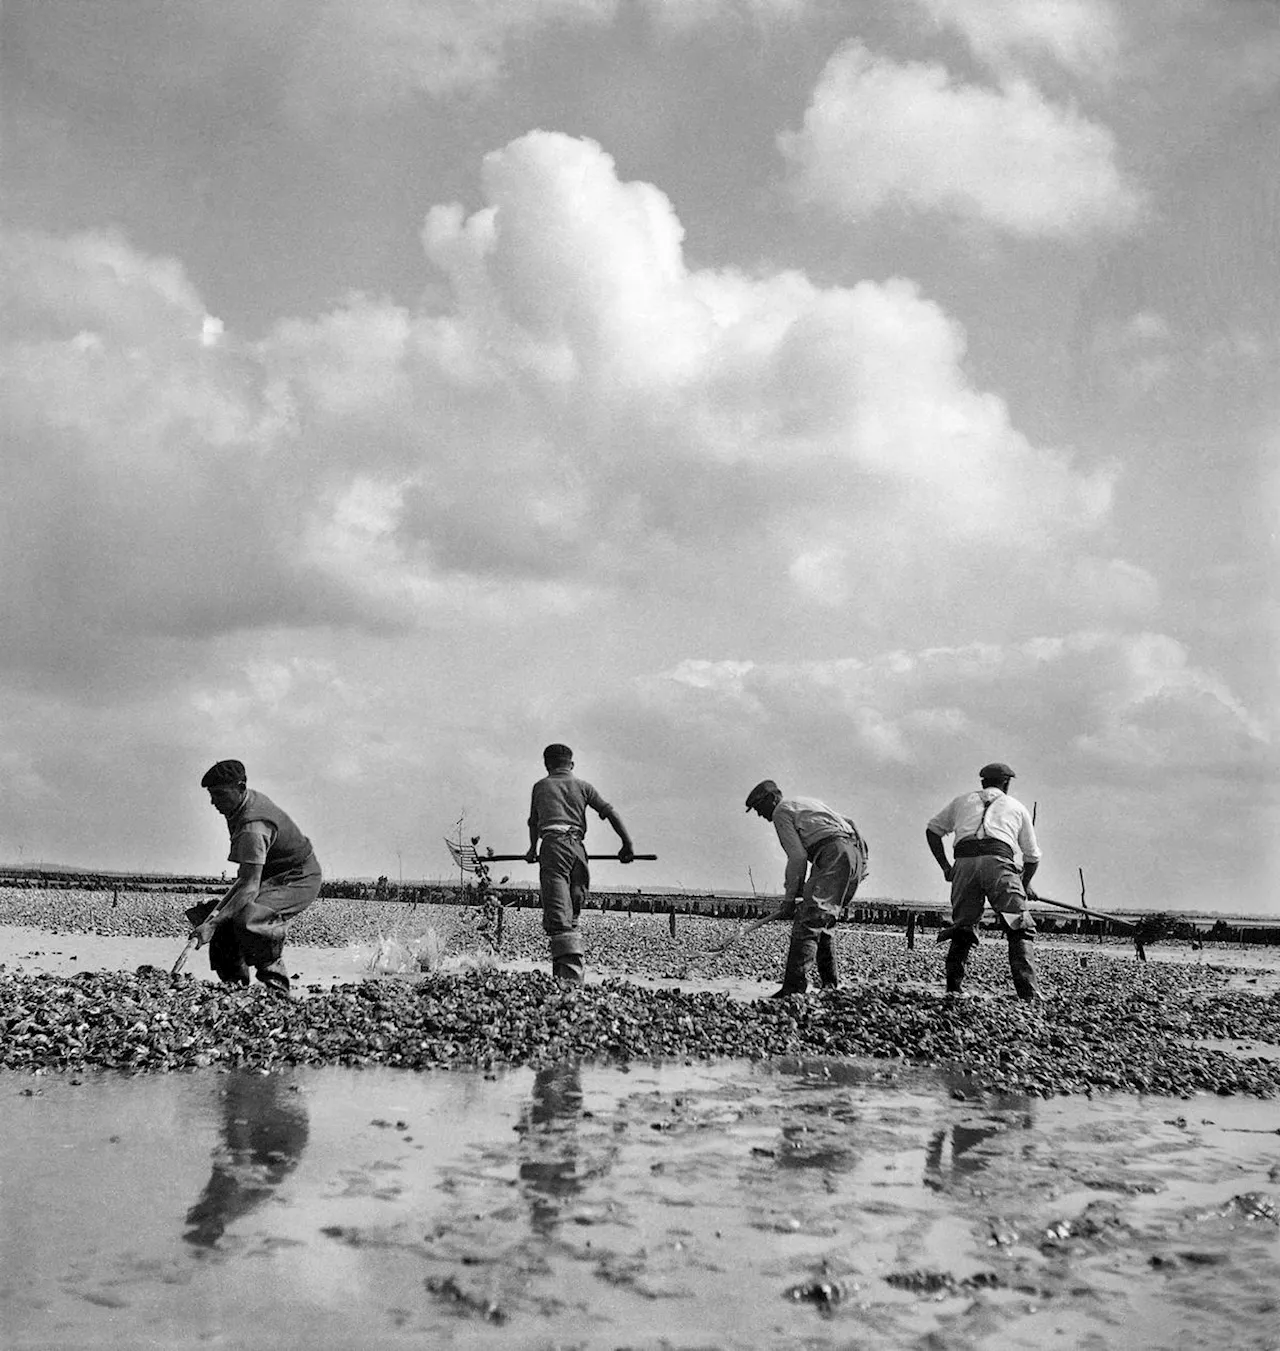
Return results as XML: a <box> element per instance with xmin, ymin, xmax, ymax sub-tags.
<box><xmin>2</xmin><ymin>1059</ymin><xmax>1278</xmax><ymax>1350</ymax></box>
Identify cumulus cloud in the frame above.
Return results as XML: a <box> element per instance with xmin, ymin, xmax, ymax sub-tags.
<box><xmin>911</xmin><ymin>0</ymin><xmax>1121</xmax><ymax>78</ymax></box>
<box><xmin>629</xmin><ymin>632</ymin><xmax>1269</xmax><ymax>781</ymax></box>
<box><xmin>578</xmin><ymin>630</ymin><xmax>1273</xmax><ymax>909</ymax></box>
<box><xmin>2</xmin><ymin>132</ymin><xmax>1125</xmax><ymax>697</ymax></box>
<box><xmin>779</xmin><ymin>42</ymin><xmax>1142</xmax><ymax>238</ymax></box>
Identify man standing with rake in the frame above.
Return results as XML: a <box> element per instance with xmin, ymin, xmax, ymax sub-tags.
<box><xmin>745</xmin><ymin>780</ymin><xmax>869</xmax><ymax>998</ymax></box>
<box><xmin>526</xmin><ymin>744</ymin><xmax>636</xmax><ymax>985</ymax></box>
<box><xmin>926</xmin><ymin>761</ymin><xmax>1041</xmax><ymax>1001</ymax></box>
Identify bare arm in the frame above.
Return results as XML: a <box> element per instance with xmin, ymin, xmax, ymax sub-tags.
<box><xmin>526</xmin><ymin>794</ymin><xmax>539</xmax><ymax>862</ymax></box>
<box><xmin>926</xmin><ymin>828</ymin><xmax>954</xmax><ymax>881</ymax></box>
<box><xmin>603</xmin><ymin>806</ymin><xmax>635</xmax><ymax>862</ymax></box>
<box><xmin>194</xmin><ymin>861</ymin><xmax>263</xmax><ymax>946</ymax></box>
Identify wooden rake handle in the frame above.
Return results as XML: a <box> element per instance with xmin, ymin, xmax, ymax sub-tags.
<box><xmin>481</xmin><ymin>853</ymin><xmax>658</xmax><ymax>862</ymax></box>
<box><xmin>171</xmin><ymin>933</ymin><xmax>200</xmax><ymax>976</ymax></box>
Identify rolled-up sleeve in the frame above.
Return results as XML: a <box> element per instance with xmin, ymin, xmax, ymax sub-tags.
<box><xmin>229</xmin><ymin>821</ymin><xmax>274</xmax><ymax>867</ymax></box>
<box><xmin>926</xmin><ymin>799</ymin><xmax>957</xmax><ymax>837</ymax></box>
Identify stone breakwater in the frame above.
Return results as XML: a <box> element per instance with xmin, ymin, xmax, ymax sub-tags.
<box><xmin>3</xmin><ymin>965</ymin><xmax>1279</xmax><ymax>1098</ymax></box>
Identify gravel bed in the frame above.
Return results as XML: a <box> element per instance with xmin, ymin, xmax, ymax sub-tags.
<box><xmin>4</xmin><ymin>887</ymin><xmax>1280</xmax><ymax>1097</ymax></box>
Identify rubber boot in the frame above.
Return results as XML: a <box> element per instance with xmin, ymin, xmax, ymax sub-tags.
<box><xmin>1007</xmin><ymin>934</ymin><xmax>1040</xmax><ymax>1002</ymax></box>
<box><xmin>944</xmin><ymin>928</ymin><xmax>979</xmax><ymax>995</ymax></box>
<box><xmin>816</xmin><ymin>930</ymin><xmax>839</xmax><ymax>990</ymax></box>
<box><xmin>255</xmin><ymin>961</ymin><xmax>292</xmax><ymax>997</ymax></box>
<box><xmin>548</xmin><ymin>932</ymin><xmax>585</xmax><ymax>986</ymax></box>
<box><xmin>769</xmin><ymin>926</ymin><xmax>816</xmax><ymax>998</ymax></box>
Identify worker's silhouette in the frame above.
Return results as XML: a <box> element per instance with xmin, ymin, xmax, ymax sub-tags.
<box><xmin>183</xmin><ymin>1071</ymin><xmax>309</xmax><ymax>1248</ymax></box>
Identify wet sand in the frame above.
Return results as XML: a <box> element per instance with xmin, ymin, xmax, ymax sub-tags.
<box><xmin>2</xmin><ymin>1059</ymin><xmax>1278</xmax><ymax>1350</ymax></box>
<box><xmin>2</xmin><ymin>899</ymin><xmax>1278</xmax><ymax>1348</ymax></box>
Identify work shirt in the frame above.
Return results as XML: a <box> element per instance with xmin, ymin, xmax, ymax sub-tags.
<box><xmin>773</xmin><ymin>796</ymin><xmax>857</xmax><ymax>901</ymax></box>
<box><xmin>230</xmin><ymin>820</ymin><xmax>275</xmax><ymax>867</ymax></box>
<box><xmin>224</xmin><ymin>788</ymin><xmax>317</xmax><ymax>880</ymax></box>
<box><xmin>528</xmin><ymin>770</ymin><xmax>613</xmax><ymax>838</ymax></box>
<box><xmin>927</xmin><ymin>789</ymin><xmax>1041</xmax><ymax>866</ymax></box>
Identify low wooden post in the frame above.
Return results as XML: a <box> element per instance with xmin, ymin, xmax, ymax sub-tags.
<box><xmin>496</xmin><ymin>904</ymin><xmax>505</xmax><ymax>950</ymax></box>
<box><xmin>669</xmin><ymin>904</ymin><xmax>677</xmax><ymax>938</ymax></box>
<box><xmin>906</xmin><ymin>912</ymin><xmax>916</xmax><ymax>950</ymax></box>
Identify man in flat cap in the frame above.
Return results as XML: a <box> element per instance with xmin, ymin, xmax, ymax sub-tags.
<box><xmin>925</xmin><ymin>763</ymin><xmax>1041</xmax><ymax>1000</ymax></box>
<box><xmin>188</xmin><ymin>760</ymin><xmax>322</xmax><ymax>994</ymax></box>
<box><xmin>745</xmin><ymin>780</ymin><xmax>869</xmax><ymax>998</ymax></box>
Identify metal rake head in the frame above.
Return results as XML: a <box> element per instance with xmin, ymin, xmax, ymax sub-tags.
<box><xmin>445</xmin><ymin>838</ymin><xmax>489</xmax><ymax>874</ymax></box>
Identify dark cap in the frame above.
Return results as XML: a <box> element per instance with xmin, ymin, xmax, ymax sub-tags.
<box><xmin>745</xmin><ymin>779</ymin><xmax>780</xmax><ymax>811</ymax></box>
<box><xmin>543</xmin><ymin>743</ymin><xmax>573</xmax><ymax>764</ymax></box>
<box><xmin>200</xmin><ymin>759</ymin><xmax>246</xmax><ymax>789</ymax></box>
<box><xmin>979</xmin><ymin>762</ymin><xmax>1015</xmax><ymax>782</ymax></box>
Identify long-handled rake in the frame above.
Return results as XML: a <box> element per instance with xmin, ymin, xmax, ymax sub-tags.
<box><xmin>937</xmin><ymin>892</ymin><xmax>1149</xmax><ymax>961</ymax></box>
<box><xmin>445</xmin><ymin>839</ymin><xmax>657</xmax><ymax>871</ymax></box>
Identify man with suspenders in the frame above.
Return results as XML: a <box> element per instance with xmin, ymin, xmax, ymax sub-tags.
<box><xmin>925</xmin><ymin>762</ymin><xmax>1041</xmax><ymax>1001</ymax></box>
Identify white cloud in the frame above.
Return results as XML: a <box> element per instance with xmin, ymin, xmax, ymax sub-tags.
<box><xmin>583</xmin><ymin>630</ymin><xmax>1273</xmax><ymax>909</ymax></box>
<box><xmin>1</xmin><ymin>133</ymin><xmax>1123</xmax><ymax>697</ymax></box>
<box><xmin>625</xmin><ymin>631</ymin><xmax>1271</xmax><ymax>784</ymax></box>
<box><xmin>912</xmin><ymin>0</ymin><xmax>1121</xmax><ymax>78</ymax></box>
<box><xmin>1057</xmin><ymin>557</ymin><xmax>1160</xmax><ymax>617</ymax></box>
<box><xmin>779</xmin><ymin>42</ymin><xmax>1142</xmax><ymax>239</ymax></box>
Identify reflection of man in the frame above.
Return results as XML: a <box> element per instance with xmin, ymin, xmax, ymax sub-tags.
<box><xmin>744</xmin><ymin>780</ymin><xmax>869</xmax><ymax>998</ymax></box>
<box><xmin>517</xmin><ymin>1064</ymin><xmax>585</xmax><ymax>1237</ymax></box>
<box><xmin>191</xmin><ymin>760</ymin><xmax>322</xmax><ymax>994</ymax></box>
<box><xmin>183</xmin><ymin>1071</ymin><xmax>310</xmax><ymax>1248</ymax></box>
<box><xmin>925</xmin><ymin>762</ymin><xmax>1040</xmax><ymax>1001</ymax></box>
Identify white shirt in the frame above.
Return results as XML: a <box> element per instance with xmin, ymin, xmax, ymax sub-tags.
<box><xmin>773</xmin><ymin>796</ymin><xmax>856</xmax><ymax>900</ymax></box>
<box><xmin>927</xmin><ymin>788</ymin><xmax>1041</xmax><ymax>864</ymax></box>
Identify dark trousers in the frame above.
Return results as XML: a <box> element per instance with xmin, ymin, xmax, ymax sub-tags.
<box><xmin>208</xmin><ymin>860</ymin><xmax>321</xmax><ymax>990</ymax></box>
<box><xmin>538</xmin><ymin>833</ymin><xmax>587</xmax><ymax>981</ymax></box>
<box><xmin>778</xmin><ymin>835</ymin><xmax>863</xmax><ymax>994</ymax></box>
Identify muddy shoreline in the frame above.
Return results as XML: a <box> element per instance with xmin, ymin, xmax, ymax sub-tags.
<box><xmin>3</xmin><ymin>887</ymin><xmax>1279</xmax><ymax>1096</ymax></box>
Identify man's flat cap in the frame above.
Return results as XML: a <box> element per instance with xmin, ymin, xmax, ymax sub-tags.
<box><xmin>978</xmin><ymin>762</ymin><xmax>1015</xmax><ymax>781</ymax></box>
<box><xmin>745</xmin><ymin>779</ymin><xmax>780</xmax><ymax>811</ymax></box>
<box><xmin>201</xmin><ymin>759</ymin><xmax>246</xmax><ymax>788</ymax></box>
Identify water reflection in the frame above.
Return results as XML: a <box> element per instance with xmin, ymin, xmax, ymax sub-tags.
<box><xmin>923</xmin><ymin>1111</ymin><xmax>1034</xmax><ymax>1192</ymax></box>
<box><xmin>516</xmin><ymin>1063</ymin><xmax>585</xmax><ymax>1237</ymax></box>
<box><xmin>183</xmin><ymin>1072</ymin><xmax>310</xmax><ymax>1249</ymax></box>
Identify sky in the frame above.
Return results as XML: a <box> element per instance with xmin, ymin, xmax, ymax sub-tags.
<box><xmin>1</xmin><ymin>0</ymin><xmax>1276</xmax><ymax>913</ymax></box>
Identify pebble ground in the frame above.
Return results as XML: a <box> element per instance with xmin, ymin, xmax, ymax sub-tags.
<box><xmin>3</xmin><ymin>887</ymin><xmax>1279</xmax><ymax>1097</ymax></box>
